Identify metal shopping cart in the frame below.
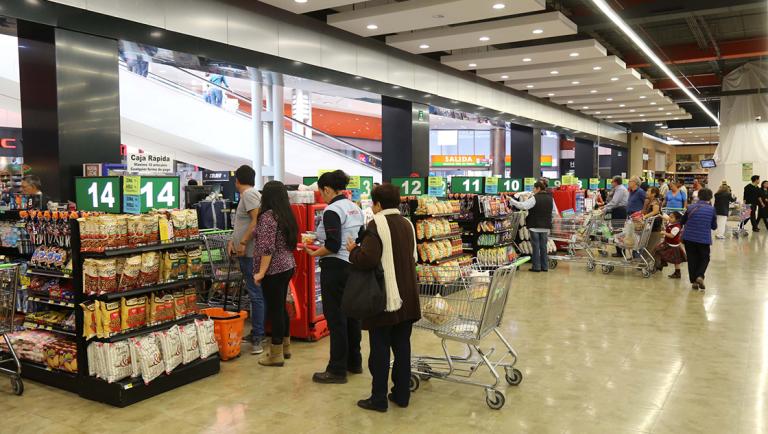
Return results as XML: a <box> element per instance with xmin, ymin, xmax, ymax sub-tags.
<box><xmin>0</xmin><ymin>263</ymin><xmax>23</xmax><ymax>395</ymax></box>
<box><xmin>410</xmin><ymin>257</ymin><xmax>530</xmax><ymax>410</ymax></box>
<box><xmin>729</xmin><ymin>203</ymin><xmax>751</xmax><ymax>239</ymax></box>
<box><xmin>548</xmin><ymin>212</ymin><xmax>598</xmax><ymax>268</ymax></box>
<box><xmin>200</xmin><ymin>229</ymin><xmax>247</xmax><ymax>311</ymax></box>
<box><xmin>586</xmin><ymin>216</ymin><xmax>658</xmax><ymax>278</ymax></box>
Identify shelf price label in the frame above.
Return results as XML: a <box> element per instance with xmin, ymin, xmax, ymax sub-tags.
<box><xmin>499</xmin><ymin>178</ymin><xmax>523</xmax><ymax>193</ymax></box>
<box><xmin>523</xmin><ymin>178</ymin><xmax>536</xmax><ymax>192</ymax></box>
<box><xmin>392</xmin><ymin>177</ymin><xmax>425</xmax><ymax>196</ymax></box>
<box><xmin>347</xmin><ymin>176</ymin><xmax>361</xmax><ymax>190</ymax></box>
<box><xmin>139</xmin><ymin>176</ymin><xmax>180</xmax><ymax>212</ymax></box>
<box><xmin>484</xmin><ymin>177</ymin><xmax>499</xmax><ymax>194</ymax></box>
<box><xmin>451</xmin><ymin>176</ymin><xmax>484</xmax><ymax>194</ymax></box>
<box><xmin>589</xmin><ymin>178</ymin><xmax>600</xmax><ymax>190</ymax></box>
<box><xmin>75</xmin><ymin>177</ymin><xmax>121</xmax><ymax>213</ymax></box>
<box><xmin>561</xmin><ymin>175</ymin><xmax>576</xmax><ymax>186</ymax></box>
<box><xmin>427</xmin><ymin>176</ymin><xmax>446</xmax><ymax>197</ymax></box>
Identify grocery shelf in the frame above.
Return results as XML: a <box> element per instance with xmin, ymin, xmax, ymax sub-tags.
<box><xmin>417</xmin><ymin>232</ymin><xmax>462</xmax><ymax>242</ymax></box>
<box><xmin>18</xmin><ymin>360</ymin><xmax>79</xmax><ymax>394</ymax></box>
<box><xmin>90</xmin><ymin>277</ymin><xmax>205</xmax><ymax>301</ymax></box>
<box><xmin>27</xmin><ymin>267</ymin><xmax>73</xmax><ymax>279</ymax></box>
<box><xmin>23</xmin><ymin>322</ymin><xmax>77</xmax><ymax>337</ymax></box>
<box><xmin>422</xmin><ymin>252</ymin><xmax>472</xmax><ymax>265</ymax></box>
<box><xmin>413</xmin><ymin>212</ymin><xmax>460</xmax><ymax>219</ymax></box>
<box><xmin>0</xmin><ymin>245</ymin><xmax>31</xmax><ymax>257</ymax></box>
<box><xmin>27</xmin><ymin>296</ymin><xmax>76</xmax><ymax>309</ymax></box>
<box><xmin>91</xmin><ymin>314</ymin><xmax>205</xmax><ymax>343</ymax></box>
<box><xmin>80</xmin><ymin>238</ymin><xmax>204</xmax><ymax>258</ymax></box>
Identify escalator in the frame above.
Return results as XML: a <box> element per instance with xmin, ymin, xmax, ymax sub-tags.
<box><xmin>119</xmin><ymin>63</ymin><xmax>382</xmax><ymax>180</ymax></box>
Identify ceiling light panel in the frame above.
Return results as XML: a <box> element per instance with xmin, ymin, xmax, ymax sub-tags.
<box><xmin>388</xmin><ymin>11</ymin><xmax>576</xmax><ymax>53</ymax></box>
<box><xmin>570</xmin><ymin>96</ymin><xmax>673</xmax><ymax>110</ymax></box>
<box><xmin>526</xmin><ymin>79</ymin><xmax>653</xmax><ymax>98</ymax></box>
<box><xmin>550</xmin><ymin>88</ymin><xmax>663</xmax><ymax>105</ymax></box>
<box><xmin>503</xmin><ymin>68</ymin><xmax>640</xmax><ymax>90</ymax></box>
<box><xmin>442</xmin><ymin>39</ymin><xmax>606</xmax><ymax>70</ymax></box>
<box><xmin>328</xmin><ymin>0</ymin><xmax>545</xmax><ymax>36</ymax></box>
<box><xmin>259</xmin><ymin>0</ymin><xmax>364</xmax><ymax>13</ymax></box>
<box><xmin>584</xmin><ymin>107</ymin><xmax>686</xmax><ymax>116</ymax></box>
<box><xmin>594</xmin><ymin>112</ymin><xmax>690</xmax><ymax>121</ymax></box>
<box><xmin>477</xmin><ymin>55</ymin><xmax>625</xmax><ymax>81</ymax></box>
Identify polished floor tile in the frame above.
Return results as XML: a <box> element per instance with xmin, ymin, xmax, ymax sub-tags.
<box><xmin>1</xmin><ymin>232</ymin><xmax>766</xmax><ymax>433</ymax></box>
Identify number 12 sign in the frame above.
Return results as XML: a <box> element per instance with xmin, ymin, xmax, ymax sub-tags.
<box><xmin>75</xmin><ymin>177</ymin><xmax>122</xmax><ymax>212</ymax></box>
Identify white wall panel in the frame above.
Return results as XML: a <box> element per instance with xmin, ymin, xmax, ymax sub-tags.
<box><xmin>414</xmin><ymin>65</ymin><xmax>437</xmax><ymax>95</ymax></box>
<box><xmin>227</xmin><ymin>6</ymin><xmax>279</xmax><ymax>56</ymax></box>
<box><xmin>277</xmin><ymin>23</ymin><xmax>324</xmax><ymax>66</ymax></box>
<box><xmin>86</xmin><ymin>0</ymin><xmax>165</xmax><ymax>28</ymax></box>
<box><xmin>163</xmin><ymin>0</ymin><xmax>228</xmax><ymax>44</ymax></box>
<box><xmin>356</xmin><ymin>46</ymin><xmax>388</xmax><ymax>82</ymax></box>
<box><xmin>387</xmin><ymin>56</ymin><xmax>415</xmax><ymax>89</ymax></box>
<box><xmin>457</xmin><ymin>78</ymin><xmax>476</xmax><ymax>105</ymax></box>
<box><xmin>322</xmin><ymin>38</ymin><xmax>357</xmax><ymax>75</ymax></box>
<box><xmin>50</xmin><ymin>0</ymin><xmax>87</xmax><ymax>8</ymax></box>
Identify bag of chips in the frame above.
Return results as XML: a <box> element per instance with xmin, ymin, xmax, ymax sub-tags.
<box><xmin>148</xmin><ymin>292</ymin><xmax>175</xmax><ymax>324</ymax></box>
<box><xmin>83</xmin><ymin>259</ymin><xmax>100</xmax><ymax>296</ymax></box>
<box><xmin>118</xmin><ymin>255</ymin><xmax>142</xmax><ymax>291</ymax></box>
<box><xmin>177</xmin><ymin>251</ymin><xmax>188</xmax><ymax>280</ymax></box>
<box><xmin>185</xmin><ymin>209</ymin><xmax>199</xmax><ymax>238</ymax></box>
<box><xmin>140</xmin><ymin>252</ymin><xmax>160</xmax><ymax>287</ymax></box>
<box><xmin>87</xmin><ymin>342</ymin><xmax>97</xmax><ymax>377</ymax></box>
<box><xmin>127</xmin><ymin>215</ymin><xmax>145</xmax><ymax>247</ymax></box>
<box><xmin>104</xmin><ymin>340</ymin><xmax>132</xmax><ymax>383</ymax></box>
<box><xmin>120</xmin><ymin>296</ymin><xmax>148</xmax><ymax>330</ymax></box>
<box><xmin>96</xmin><ymin>300</ymin><xmax>121</xmax><ymax>337</ymax></box>
<box><xmin>98</xmin><ymin>259</ymin><xmax>118</xmax><ymax>295</ymax></box>
<box><xmin>171</xmin><ymin>210</ymin><xmax>188</xmax><ymax>240</ymax></box>
<box><xmin>186</xmin><ymin>248</ymin><xmax>203</xmax><ymax>278</ymax></box>
<box><xmin>157</xmin><ymin>325</ymin><xmax>183</xmax><ymax>374</ymax></box>
<box><xmin>128</xmin><ymin>337</ymin><xmax>141</xmax><ymax>378</ymax></box>
<box><xmin>173</xmin><ymin>291</ymin><xmax>187</xmax><ymax>318</ymax></box>
<box><xmin>195</xmin><ymin>318</ymin><xmax>218</xmax><ymax>359</ymax></box>
<box><xmin>179</xmin><ymin>323</ymin><xmax>200</xmax><ymax>364</ymax></box>
<box><xmin>184</xmin><ymin>287</ymin><xmax>198</xmax><ymax>314</ymax></box>
<box><xmin>81</xmin><ymin>301</ymin><xmax>98</xmax><ymax>340</ymax></box>
<box><xmin>142</xmin><ymin>214</ymin><xmax>160</xmax><ymax>245</ymax></box>
<box><xmin>133</xmin><ymin>334</ymin><xmax>164</xmax><ymax>385</ymax></box>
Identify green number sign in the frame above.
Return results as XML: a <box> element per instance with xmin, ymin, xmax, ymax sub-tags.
<box><xmin>392</xmin><ymin>177</ymin><xmax>425</xmax><ymax>196</ymax></box>
<box><xmin>451</xmin><ymin>176</ymin><xmax>484</xmax><ymax>194</ymax></box>
<box><xmin>499</xmin><ymin>178</ymin><xmax>523</xmax><ymax>193</ymax></box>
<box><xmin>75</xmin><ymin>177</ymin><xmax>122</xmax><ymax>213</ymax></box>
<box><xmin>360</xmin><ymin>177</ymin><xmax>374</xmax><ymax>196</ymax></box>
<box><xmin>303</xmin><ymin>176</ymin><xmax>318</xmax><ymax>186</ymax></box>
<box><xmin>139</xmin><ymin>176</ymin><xmax>180</xmax><ymax>212</ymax></box>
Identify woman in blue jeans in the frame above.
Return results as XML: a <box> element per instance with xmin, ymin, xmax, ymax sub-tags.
<box><xmin>510</xmin><ymin>181</ymin><xmax>556</xmax><ymax>272</ymax></box>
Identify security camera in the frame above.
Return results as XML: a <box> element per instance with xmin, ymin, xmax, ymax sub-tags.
<box><xmin>757</xmin><ymin>115</ymin><xmax>763</xmax><ymax>122</ymax></box>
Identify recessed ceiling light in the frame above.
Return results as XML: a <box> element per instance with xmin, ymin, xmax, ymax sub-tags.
<box><xmin>590</xmin><ymin>89</ymin><xmax>598</xmax><ymax>93</ymax></box>
<box><xmin>593</xmin><ymin>66</ymin><xmax>602</xmax><ymax>70</ymax></box>
<box><xmin>550</xmin><ymin>70</ymin><xmax>559</xmax><ymax>75</ymax></box>
<box><xmin>582</xmin><ymin>106</ymin><xmax>589</xmax><ymax>109</ymax></box>
<box><xmin>610</xmin><ymin>77</ymin><xmax>619</xmax><ymax>81</ymax></box>
<box><xmin>492</xmin><ymin>3</ymin><xmax>506</xmax><ymax>9</ymax></box>
<box><xmin>392</xmin><ymin>85</ymin><xmax>400</xmax><ymax>89</ymax></box>
<box><xmin>468</xmin><ymin>63</ymin><xmax>477</xmax><ymax>68</ymax></box>
<box><xmin>532</xmin><ymin>29</ymin><xmax>544</xmax><ymax>34</ymax></box>
<box><xmin>640</xmin><ymin>95</ymin><xmax>647</xmax><ymax>99</ymax></box>
<box><xmin>522</xmin><ymin>57</ymin><xmax>532</xmax><ymax>62</ymax></box>
<box><xmin>595</xmin><ymin>111</ymin><xmax>601</xmax><ymax>114</ymax></box>
<box><xmin>526</xmin><ymin>84</ymin><xmax>534</xmax><ymax>88</ymax></box>
<box><xmin>639</xmin><ymin>114</ymin><xmax>645</xmax><ymax>117</ymax></box>
<box><xmin>354</xmin><ymin>75</ymin><xmax>362</xmax><ymax>79</ymax></box>
<box><xmin>294</xmin><ymin>0</ymin><xmax>307</xmax><ymax>3</ymax></box>
<box><xmin>607</xmin><ymin>116</ymin><xmax>613</xmax><ymax>118</ymax></box>
<box><xmin>606</xmin><ymin>98</ymin><xmax>613</xmax><ymax>101</ymax></box>
<box><xmin>567</xmin><ymin>100</ymin><xmax>574</xmax><ymax>103</ymax></box>
<box><xmin>366</xmin><ymin>24</ymin><xmax>378</xmax><ymax>30</ymax></box>
<box><xmin>629</xmin><ymin>109</ymin><xmax>635</xmax><ymax>112</ymax></box>
<box><xmin>501</xmin><ymin>75</ymin><xmax>509</xmax><ymax>79</ymax></box>
<box><xmin>569</xmin><ymin>52</ymin><xmax>580</xmax><ymax>57</ymax></box>
<box><xmin>688</xmin><ymin>131</ymin><xmax>693</xmax><ymax>134</ymax></box>
<box><xmin>658</xmin><ymin>108</ymin><xmax>663</xmax><ymax>111</ymax></box>
<box><xmin>571</xmin><ymin>81</ymin><xmax>580</xmax><ymax>85</ymax></box>
<box><xmin>479</xmin><ymin>36</ymin><xmax>490</xmax><ymax>41</ymax></box>
<box><xmin>650</xmin><ymin>102</ymin><xmax>657</xmax><ymax>105</ymax></box>
<box><xmin>419</xmin><ymin>44</ymin><xmax>430</xmax><ymax>49</ymax></box>
<box><xmin>619</xmin><ymin>104</ymin><xmax>626</xmax><ymax>107</ymax></box>
<box><xmin>149</xmin><ymin>30</ymin><xmax>163</xmax><ymax>38</ymax></box>
<box><xmin>424</xmin><ymin>94</ymin><xmax>432</xmax><ymax>98</ymax></box>
<box><xmin>626</xmin><ymin>87</ymin><xmax>634</xmax><ymax>91</ymax></box>
<box><xmin>548</xmin><ymin>93</ymin><xmax>555</xmax><ymax>96</ymax></box>
<box><xmin>674</xmin><ymin>117</ymin><xmax>679</xmax><ymax>119</ymax></box>
<box><xmin>666</xmin><ymin>112</ymin><xmax>672</xmax><ymax>115</ymax></box>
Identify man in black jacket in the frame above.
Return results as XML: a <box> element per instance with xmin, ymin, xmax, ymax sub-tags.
<box><xmin>744</xmin><ymin>175</ymin><xmax>761</xmax><ymax>231</ymax></box>
<box><xmin>510</xmin><ymin>181</ymin><xmax>556</xmax><ymax>272</ymax></box>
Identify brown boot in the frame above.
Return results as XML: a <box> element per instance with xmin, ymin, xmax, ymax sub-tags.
<box><xmin>258</xmin><ymin>343</ymin><xmax>284</xmax><ymax>367</ymax></box>
<box><xmin>668</xmin><ymin>270</ymin><xmax>681</xmax><ymax>279</ymax></box>
<box><xmin>283</xmin><ymin>337</ymin><xmax>292</xmax><ymax>360</ymax></box>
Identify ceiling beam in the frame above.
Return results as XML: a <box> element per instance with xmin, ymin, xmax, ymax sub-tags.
<box><xmin>653</xmin><ymin>74</ymin><xmax>721</xmax><ymax>90</ymax></box>
<box><xmin>625</xmin><ymin>37</ymin><xmax>768</xmax><ymax>68</ymax></box>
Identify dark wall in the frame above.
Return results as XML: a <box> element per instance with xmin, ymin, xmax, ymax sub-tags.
<box><xmin>574</xmin><ymin>138</ymin><xmax>594</xmax><ymax>178</ymax></box>
<box><xmin>611</xmin><ymin>147</ymin><xmax>628</xmax><ymax>178</ymax></box>
<box><xmin>18</xmin><ymin>22</ymin><xmax>122</xmax><ymax>201</ymax></box>
<box><xmin>509</xmin><ymin>125</ymin><xmax>534</xmax><ymax>178</ymax></box>
<box><xmin>381</xmin><ymin>97</ymin><xmax>429</xmax><ymax>180</ymax></box>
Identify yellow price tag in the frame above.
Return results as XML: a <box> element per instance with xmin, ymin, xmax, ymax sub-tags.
<box><xmin>428</xmin><ymin>176</ymin><xmax>444</xmax><ymax>187</ymax></box>
<box><xmin>347</xmin><ymin>176</ymin><xmax>361</xmax><ymax>189</ymax></box>
<box><xmin>124</xmin><ymin>176</ymin><xmax>141</xmax><ymax>195</ymax></box>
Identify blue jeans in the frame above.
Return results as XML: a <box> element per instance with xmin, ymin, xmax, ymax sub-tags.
<box><xmin>239</xmin><ymin>257</ymin><xmax>264</xmax><ymax>340</ymax></box>
<box><xmin>530</xmin><ymin>231</ymin><xmax>549</xmax><ymax>271</ymax></box>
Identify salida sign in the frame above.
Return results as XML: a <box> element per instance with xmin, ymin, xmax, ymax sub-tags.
<box><xmin>126</xmin><ymin>152</ymin><xmax>174</xmax><ymax>174</ymax></box>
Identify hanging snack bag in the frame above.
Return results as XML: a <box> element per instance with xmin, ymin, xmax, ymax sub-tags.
<box><xmin>99</xmin><ymin>300</ymin><xmax>122</xmax><ymax>337</ymax></box>
<box><xmin>186</xmin><ymin>247</ymin><xmax>203</xmax><ymax>278</ymax></box>
<box><xmin>148</xmin><ymin>292</ymin><xmax>175</xmax><ymax>324</ymax></box>
<box><xmin>87</xmin><ymin>343</ymin><xmax>97</xmax><ymax>377</ymax></box>
<box><xmin>179</xmin><ymin>323</ymin><xmax>200</xmax><ymax>364</ymax></box>
<box><xmin>171</xmin><ymin>210</ymin><xmax>188</xmax><ymax>240</ymax></box>
<box><xmin>184</xmin><ymin>286</ymin><xmax>199</xmax><ymax>314</ymax></box>
<box><xmin>161</xmin><ymin>251</ymin><xmax>176</xmax><ymax>282</ymax></box>
<box><xmin>83</xmin><ymin>259</ymin><xmax>100</xmax><ymax>296</ymax></box>
<box><xmin>177</xmin><ymin>250</ymin><xmax>188</xmax><ymax>279</ymax></box>
<box><xmin>127</xmin><ymin>215</ymin><xmax>145</xmax><ymax>247</ymax></box>
<box><xmin>139</xmin><ymin>252</ymin><xmax>160</xmax><ymax>286</ymax></box>
<box><xmin>172</xmin><ymin>291</ymin><xmax>187</xmax><ymax>318</ymax></box>
<box><xmin>98</xmin><ymin>259</ymin><xmax>118</xmax><ymax>295</ymax></box>
<box><xmin>120</xmin><ymin>296</ymin><xmax>148</xmax><ymax>330</ymax></box>
<box><xmin>118</xmin><ymin>255</ymin><xmax>142</xmax><ymax>291</ymax></box>
<box><xmin>158</xmin><ymin>214</ymin><xmax>174</xmax><ymax>242</ymax></box>
<box><xmin>142</xmin><ymin>214</ymin><xmax>160</xmax><ymax>245</ymax></box>
<box><xmin>81</xmin><ymin>301</ymin><xmax>98</xmax><ymax>340</ymax></box>
<box><xmin>157</xmin><ymin>325</ymin><xmax>183</xmax><ymax>374</ymax></box>
<box><xmin>185</xmin><ymin>209</ymin><xmax>199</xmax><ymax>238</ymax></box>
<box><xmin>195</xmin><ymin>318</ymin><xmax>218</xmax><ymax>359</ymax></box>
<box><xmin>127</xmin><ymin>337</ymin><xmax>141</xmax><ymax>378</ymax></box>
<box><xmin>104</xmin><ymin>340</ymin><xmax>132</xmax><ymax>383</ymax></box>
<box><xmin>116</xmin><ymin>215</ymin><xmax>129</xmax><ymax>249</ymax></box>
<box><xmin>100</xmin><ymin>215</ymin><xmax>119</xmax><ymax>250</ymax></box>
<box><xmin>133</xmin><ymin>334</ymin><xmax>164</xmax><ymax>385</ymax></box>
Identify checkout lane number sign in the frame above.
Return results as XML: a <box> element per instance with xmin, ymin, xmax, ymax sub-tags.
<box><xmin>75</xmin><ymin>177</ymin><xmax>122</xmax><ymax>213</ymax></box>
<box><xmin>139</xmin><ymin>176</ymin><xmax>180</xmax><ymax>212</ymax></box>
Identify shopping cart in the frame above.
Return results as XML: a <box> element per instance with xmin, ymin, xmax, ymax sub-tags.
<box><xmin>0</xmin><ymin>263</ymin><xmax>23</xmax><ymax>395</ymax></box>
<box><xmin>729</xmin><ymin>203</ymin><xmax>751</xmax><ymax>238</ymax></box>
<box><xmin>548</xmin><ymin>212</ymin><xmax>597</xmax><ymax>268</ymax></box>
<box><xmin>200</xmin><ymin>229</ymin><xmax>246</xmax><ymax>312</ymax></box>
<box><xmin>410</xmin><ymin>257</ymin><xmax>530</xmax><ymax>410</ymax></box>
<box><xmin>586</xmin><ymin>216</ymin><xmax>658</xmax><ymax>278</ymax></box>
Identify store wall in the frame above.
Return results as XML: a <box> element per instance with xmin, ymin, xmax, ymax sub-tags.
<box><xmin>381</xmin><ymin>96</ymin><xmax>429</xmax><ymax>180</ymax></box>
<box><xmin>611</xmin><ymin>147</ymin><xmax>628</xmax><ymax>178</ymax></box>
<box><xmin>508</xmin><ymin>125</ymin><xmax>534</xmax><ymax>178</ymax></box>
<box><xmin>574</xmin><ymin>138</ymin><xmax>595</xmax><ymax>178</ymax></box>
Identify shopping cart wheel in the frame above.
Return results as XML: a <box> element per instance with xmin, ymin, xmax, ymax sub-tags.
<box><xmin>642</xmin><ymin>269</ymin><xmax>651</xmax><ymax>278</ymax></box>
<box><xmin>601</xmin><ymin>265</ymin><xmax>612</xmax><ymax>274</ymax></box>
<box><xmin>548</xmin><ymin>259</ymin><xmax>558</xmax><ymax>270</ymax></box>
<box><xmin>485</xmin><ymin>389</ymin><xmax>505</xmax><ymax>410</ymax></box>
<box><xmin>416</xmin><ymin>362</ymin><xmax>432</xmax><ymax>380</ymax></box>
<box><xmin>505</xmin><ymin>368</ymin><xmax>523</xmax><ymax>386</ymax></box>
<box><xmin>409</xmin><ymin>374</ymin><xmax>420</xmax><ymax>392</ymax></box>
<box><xmin>10</xmin><ymin>376</ymin><xmax>23</xmax><ymax>396</ymax></box>
<box><xmin>586</xmin><ymin>261</ymin><xmax>596</xmax><ymax>272</ymax></box>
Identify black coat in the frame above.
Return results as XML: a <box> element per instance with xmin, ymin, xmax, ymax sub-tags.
<box><xmin>714</xmin><ymin>191</ymin><xmax>735</xmax><ymax>216</ymax></box>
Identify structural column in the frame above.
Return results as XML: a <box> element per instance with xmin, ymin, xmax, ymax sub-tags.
<box><xmin>508</xmin><ymin>125</ymin><xmax>534</xmax><ymax>178</ymax></box>
<box><xmin>490</xmin><ymin>127</ymin><xmax>506</xmax><ymax>176</ymax></box>
<box><xmin>381</xmin><ymin>97</ymin><xmax>429</xmax><ymax>180</ymax></box>
<box><xmin>574</xmin><ymin>138</ymin><xmax>596</xmax><ymax>178</ymax></box>
<box><xmin>18</xmin><ymin>21</ymin><xmax>121</xmax><ymax>202</ymax></box>
<box><xmin>531</xmin><ymin>128</ymin><xmax>542</xmax><ymax>179</ymax></box>
<box><xmin>249</xmin><ymin>67</ymin><xmax>264</xmax><ymax>188</ymax></box>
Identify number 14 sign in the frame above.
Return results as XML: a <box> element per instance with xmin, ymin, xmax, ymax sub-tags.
<box><xmin>75</xmin><ymin>176</ymin><xmax>179</xmax><ymax>213</ymax></box>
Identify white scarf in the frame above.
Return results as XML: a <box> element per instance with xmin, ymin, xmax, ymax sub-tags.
<box><xmin>373</xmin><ymin>208</ymin><xmax>416</xmax><ymax>312</ymax></box>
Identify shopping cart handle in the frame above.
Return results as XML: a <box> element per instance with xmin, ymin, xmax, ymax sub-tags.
<box><xmin>512</xmin><ymin>256</ymin><xmax>531</xmax><ymax>267</ymax></box>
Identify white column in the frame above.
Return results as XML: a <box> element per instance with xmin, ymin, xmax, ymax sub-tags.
<box><xmin>249</xmin><ymin>67</ymin><xmax>264</xmax><ymax>189</ymax></box>
<box><xmin>271</xmin><ymin>72</ymin><xmax>285</xmax><ymax>182</ymax></box>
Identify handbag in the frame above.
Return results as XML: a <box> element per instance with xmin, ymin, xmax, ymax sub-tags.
<box><xmin>286</xmin><ymin>281</ymin><xmax>301</xmax><ymax>321</ymax></box>
<box><xmin>342</xmin><ymin>263</ymin><xmax>386</xmax><ymax>320</ymax></box>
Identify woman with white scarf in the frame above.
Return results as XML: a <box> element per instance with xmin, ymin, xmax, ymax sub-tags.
<box><xmin>346</xmin><ymin>183</ymin><xmax>421</xmax><ymax>413</ymax></box>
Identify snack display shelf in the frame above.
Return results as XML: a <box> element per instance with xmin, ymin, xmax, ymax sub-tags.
<box><xmin>91</xmin><ymin>313</ymin><xmax>205</xmax><ymax>343</ymax></box>
<box><xmin>22</xmin><ymin>322</ymin><xmax>77</xmax><ymax>337</ymax></box>
<box><xmin>81</xmin><ymin>238</ymin><xmax>204</xmax><ymax>258</ymax></box>
<box><xmin>417</xmin><ymin>232</ymin><xmax>462</xmax><ymax>243</ymax></box>
<box><xmin>0</xmin><ymin>245</ymin><xmax>31</xmax><ymax>257</ymax></box>
<box><xmin>413</xmin><ymin>212</ymin><xmax>460</xmax><ymax>219</ymax></box>
<box><xmin>475</xmin><ymin>228</ymin><xmax>516</xmax><ymax>235</ymax></box>
<box><xmin>79</xmin><ymin>354</ymin><xmax>220</xmax><ymax>407</ymax></box>
<box><xmin>478</xmin><ymin>240</ymin><xmax>516</xmax><ymax>249</ymax></box>
<box><xmin>423</xmin><ymin>252</ymin><xmax>472</xmax><ymax>265</ymax></box>
<box><xmin>27</xmin><ymin>267</ymin><xmax>74</xmax><ymax>279</ymax></box>
<box><xmin>27</xmin><ymin>296</ymin><xmax>76</xmax><ymax>309</ymax></box>
<box><xmin>483</xmin><ymin>214</ymin><xmax>515</xmax><ymax>221</ymax></box>
<box><xmin>89</xmin><ymin>277</ymin><xmax>206</xmax><ymax>302</ymax></box>
<box><xmin>17</xmin><ymin>359</ymin><xmax>79</xmax><ymax>393</ymax></box>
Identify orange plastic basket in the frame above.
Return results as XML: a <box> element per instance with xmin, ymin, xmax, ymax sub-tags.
<box><xmin>201</xmin><ymin>307</ymin><xmax>249</xmax><ymax>361</ymax></box>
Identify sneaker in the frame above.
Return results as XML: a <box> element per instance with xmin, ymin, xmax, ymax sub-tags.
<box><xmin>313</xmin><ymin>371</ymin><xmax>347</xmax><ymax>384</ymax></box>
<box><xmin>696</xmin><ymin>277</ymin><xmax>706</xmax><ymax>290</ymax></box>
<box><xmin>242</xmin><ymin>333</ymin><xmax>253</xmax><ymax>343</ymax></box>
<box><xmin>715</xmin><ymin>235</ymin><xmax>725</xmax><ymax>240</ymax></box>
<box><xmin>691</xmin><ymin>283</ymin><xmax>699</xmax><ymax>290</ymax></box>
<box><xmin>251</xmin><ymin>341</ymin><xmax>264</xmax><ymax>355</ymax></box>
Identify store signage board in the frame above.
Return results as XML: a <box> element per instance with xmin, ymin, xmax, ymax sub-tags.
<box><xmin>203</xmin><ymin>171</ymin><xmax>230</xmax><ymax>182</ymax></box>
<box><xmin>303</xmin><ymin>177</ymin><xmax>318</xmax><ymax>186</ymax></box>
<box><xmin>74</xmin><ymin>177</ymin><xmax>121</xmax><ymax>213</ymax></box>
<box><xmin>578</xmin><ymin>178</ymin><xmax>588</xmax><ymax>189</ymax></box>
<box><xmin>392</xmin><ymin>177</ymin><xmax>425</xmax><ymax>196</ymax></box>
<box><xmin>359</xmin><ymin>177</ymin><xmax>374</xmax><ymax>196</ymax></box>
<box><xmin>451</xmin><ymin>176</ymin><xmax>484</xmax><ymax>194</ymax></box>
<box><xmin>139</xmin><ymin>176</ymin><xmax>180</xmax><ymax>212</ymax></box>
<box><xmin>499</xmin><ymin>178</ymin><xmax>523</xmax><ymax>193</ymax></box>
<box><xmin>126</xmin><ymin>152</ymin><xmax>174</xmax><ymax>174</ymax></box>
<box><xmin>484</xmin><ymin>177</ymin><xmax>499</xmax><ymax>194</ymax></box>
<box><xmin>548</xmin><ymin>179</ymin><xmax>562</xmax><ymax>188</ymax></box>
<box><xmin>427</xmin><ymin>176</ymin><xmax>446</xmax><ymax>197</ymax></box>
<box><xmin>431</xmin><ymin>155</ymin><xmax>491</xmax><ymax>167</ymax></box>
<box><xmin>523</xmin><ymin>178</ymin><xmax>535</xmax><ymax>192</ymax></box>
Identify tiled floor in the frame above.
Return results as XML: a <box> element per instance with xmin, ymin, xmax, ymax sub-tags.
<box><xmin>2</xmin><ymin>232</ymin><xmax>766</xmax><ymax>433</ymax></box>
